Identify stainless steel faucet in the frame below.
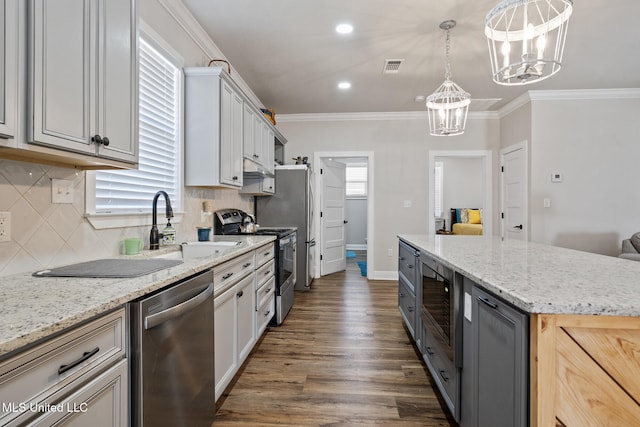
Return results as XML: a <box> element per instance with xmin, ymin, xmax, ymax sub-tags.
<box><xmin>150</xmin><ymin>191</ymin><xmax>174</xmax><ymax>250</ymax></box>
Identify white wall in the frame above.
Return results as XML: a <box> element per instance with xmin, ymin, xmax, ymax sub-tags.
<box><xmin>345</xmin><ymin>198</ymin><xmax>367</xmax><ymax>247</ymax></box>
<box><xmin>277</xmin><ymin>115</ymin><xmax>501</xmax><ymax>275</ymax></box>
<box><xmin>529</xmin><ymin>96</ymin><xmax>640</xmax><ymax>256</ymax></box>
<box><xmin>439</xmin><ymin>157</ymin><xmax>484</xmax><ymax>227</ymax></box>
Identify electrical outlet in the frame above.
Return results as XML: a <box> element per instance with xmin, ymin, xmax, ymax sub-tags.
<box><xmin>0</xmin><ymin>212</ymin><xmax>11</xmax><ymax>242</ymax></box>
<box><xmin>387</xmin><ymin>248</ymin><xmax>393</xmax><ymax>257</ymax></box>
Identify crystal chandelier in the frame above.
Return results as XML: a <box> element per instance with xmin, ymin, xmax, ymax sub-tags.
<box><xmin>485</xmin><ymin>0</ymin><xmax>573</xmax><ymax>85</ymax></box>
<box><xmin>426</xmin><ymin>20</ymin><xmax>470</xmax><ymax>136</ymax></box>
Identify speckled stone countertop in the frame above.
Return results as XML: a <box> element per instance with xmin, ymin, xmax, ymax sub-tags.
<box><xmin>0</xmin><ymin>235</ymin><xmax>275</xmax><ymax>359</ymax></box>
<box><xmin>398</xmin><ymin>234</ymin><xmax>640</xmax><ymax>316</ymax></box>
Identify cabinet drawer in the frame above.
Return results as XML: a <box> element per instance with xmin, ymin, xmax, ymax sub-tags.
<box><xmin>256</xmin><ymin>294</ymin><xmax>275</xmax><ymax>337</ymax></box>
<box><xmin>214</xmin><ymin>251</ymin><xmax>255</xmax><ymax>294</ymax></box>
<box><xmin>256</xmin><ymin>259</ymin><xmax>275</xmax><ymax>287</ymax></box>
<box><xmin>0</xmin><ymin>309</ymin><xmax>125</xmax><ymax>426</ymax></box>
<box><xmin>398</xmin><ymin>241</ymin><xmax>419</xmax><ymax>290</ymax></box>
<box><xmin>398</xmin><ymin>276</ymin><xmax>417</xmax><ymax>338</ymax></box>
<box><xmin>256</xmin><ymin>276</ymin><xmax>276</xmax><ymax>309</ymax></box>
<box><xmin>255</xmin><ymin>242</ymin><xmax>275</xmax><ymax>267</ymax></box>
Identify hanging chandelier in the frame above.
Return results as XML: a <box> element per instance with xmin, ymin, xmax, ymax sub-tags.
<box><xmin>485</xmin><ymin>0</ymin><xmax>573</xmax><ymax>85</ymax></box>
<box><xmin>426</xmin><ymin>20</ymin><xmax>470</xmax><ymax>137</ymax></box>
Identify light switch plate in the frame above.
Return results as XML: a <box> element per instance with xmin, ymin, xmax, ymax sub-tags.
<box><xmin>52</xmin><ymin>179</ymin><xmax>74</xmax><ymax>204</ymax></box>
<box><xmin>0</xmin><ymin>212</ymin><xmax>11</xmax><ymax>242</ymax></box>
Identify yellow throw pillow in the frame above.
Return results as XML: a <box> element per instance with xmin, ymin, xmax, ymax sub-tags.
<box><xmin>468</xmin><ymin>209</ymin><xmax>481</xmax><ymax>224</ymax></box>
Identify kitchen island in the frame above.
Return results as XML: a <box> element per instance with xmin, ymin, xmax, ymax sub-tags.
<box><xmin>398</xmin><ymin>234</ymin><xmax>640</xmax><ymax>427</ymax></box>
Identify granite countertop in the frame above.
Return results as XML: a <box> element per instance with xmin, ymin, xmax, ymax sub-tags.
<box><xmin>398</xmin><ymin>234</ymin><xmax>640</xmax><ymax>317</ymax></box>
<box><xmin>0</xmin><ymin>235</ymin><xmax>276</xmax><ymax>359</ymax></box>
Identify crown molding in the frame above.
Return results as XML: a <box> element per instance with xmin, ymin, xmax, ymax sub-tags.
<box><xmin>528</xmin><ymin>88</ymin><xmax>640</xmax><ymax>101</ymax></box>
<box><xmin>499</xmin><ymin>88</ymin><xmax>640</xmax><ymax>118</ymax></box>
<box><xmin>156</xmin><ymin>0</ymin><xmax>264</xmax><ymax>108</ymax></box>
<box><xmin>277</xmin><ymin>110</ymin><xmax>498</xmax><ymax>123</ymax></box>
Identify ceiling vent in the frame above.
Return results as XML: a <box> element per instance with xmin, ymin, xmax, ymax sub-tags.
<box><xmin>383</xmin><ymin>59</ymin><xmax>404</xmax><ymax>74</ymax></box>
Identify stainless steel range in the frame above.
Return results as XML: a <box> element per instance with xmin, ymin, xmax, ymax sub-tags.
<box><xmin>214</xmin><ymin>209</ymin><xmax>296</xmax><ymax>325</ymax></box>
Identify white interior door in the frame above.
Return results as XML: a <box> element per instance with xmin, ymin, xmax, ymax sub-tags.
<box><xmin>320</xmin><ymin>159</ymin><xmax>346</xmax><ymax>276</ymax></box>
<box><xmin>501</xmin><ymin>144</ymin><xmax>527</xmax><ymax>241</ymax></box>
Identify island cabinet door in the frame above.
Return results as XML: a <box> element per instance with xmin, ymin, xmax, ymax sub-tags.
<box><xmin>460</xmin><ymin>278</ymin><xmax>528</xmax><ymax>427</ymax></box>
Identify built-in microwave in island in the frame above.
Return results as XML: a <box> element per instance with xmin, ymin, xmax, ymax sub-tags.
<box><xmin>420</xmin><ymin>253</ymin><xmax>463</xmax><ymax>421</ymax></box>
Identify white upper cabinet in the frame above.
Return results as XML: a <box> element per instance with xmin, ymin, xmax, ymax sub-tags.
<box><xmin>0</xmin><ymin>0</ymin><xmax>17</xmax><ymax>142</ymax></box>
<box><xmin>28</xmin><ymin>0</ymin><xmax>137</xmax><ymax>164</ymax></box>
<box><xmin>184</xmin><ymin>67</ymin><xmax>244</xmax><ymax>188</ymax></box>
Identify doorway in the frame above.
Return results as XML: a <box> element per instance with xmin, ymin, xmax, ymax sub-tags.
<box><xmin>428</xmin><ymin>150</ymin><xmax>492</xmax><ymax>236</ymax></box>
<box><xmin>313</xmin><ymin>151</ymin><xmax>374</xmax><ymax>280</ymax></box>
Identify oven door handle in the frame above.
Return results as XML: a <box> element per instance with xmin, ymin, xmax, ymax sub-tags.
<box><xmin>145</xmin><ymin>284</ymin><xmax>213</xmax><ymax>330</ymax></box>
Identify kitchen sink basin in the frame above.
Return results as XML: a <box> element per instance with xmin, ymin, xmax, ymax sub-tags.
<box><xmin>180</xmin><ymin>241</ymin><xmax>241</xmax><ymax>259</ymax></box>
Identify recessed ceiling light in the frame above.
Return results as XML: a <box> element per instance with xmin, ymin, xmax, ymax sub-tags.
<box><xmin>338</xmin><ymin>82</ymin><xmax>351</xmax><ymax>90</ymax></box>
<box><xmin>336</xmin><ymin>23</ymin><xmax>353</xmax><ymax>34</ymax></box>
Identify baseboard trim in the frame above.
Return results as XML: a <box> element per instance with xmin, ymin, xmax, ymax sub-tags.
<box><xmin>346</xmin><ymin>244</ymin><xmax>367</xmax><ymax>251</ymax></box>
<box><xmin>371</xmin><ymin>271</ymin><xmax>399</xmax><ymax>281</ymax></box>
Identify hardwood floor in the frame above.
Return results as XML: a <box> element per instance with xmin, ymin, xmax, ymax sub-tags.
<box><xmin>214</xmin><ymin>261</ymin><xmax>459</xmax><ymax>426</ymax></box>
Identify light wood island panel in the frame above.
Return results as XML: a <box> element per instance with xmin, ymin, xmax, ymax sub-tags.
<box><xmin>531</xmin><ymin>314</ymin><xmax>640</xmax><ymax>426</ymax></box>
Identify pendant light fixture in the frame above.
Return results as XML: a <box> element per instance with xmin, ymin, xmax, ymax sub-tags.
<box><xmin>485</xmin><ymin>0</ymin><xmax>573</xmax><ymax>85</ymax></box>
<box><xmin>427</xmin><ymin>20</ymin><xmax>470</xmax><ymax>137</ymax></box>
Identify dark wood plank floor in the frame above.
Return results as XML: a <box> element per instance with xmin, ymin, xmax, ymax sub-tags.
<box><xmin>214</xmin><ymin>257</ymin><xmax>459</xmax><ymax>426</ymax></box>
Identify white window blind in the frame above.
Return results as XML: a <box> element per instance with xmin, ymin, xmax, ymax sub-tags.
<box><xmin>434</xmin><ymin>161</ymin><xmax>444</xmax><ymax>218</ymax></box>
<box><xmin>346</xmin><ymin>165</ymin><xmax>368</xmax><ymax>197</ymax></box>
<box><xmin>95</xmin><ymin>38</ymin><xmax>181</xmax><ymax>213</ymax></box>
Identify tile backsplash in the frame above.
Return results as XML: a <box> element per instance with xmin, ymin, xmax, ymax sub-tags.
<box><xmin>0</xmin><ymin>159</ymin><xmax>253</xmax><ymax>277</ymax></box>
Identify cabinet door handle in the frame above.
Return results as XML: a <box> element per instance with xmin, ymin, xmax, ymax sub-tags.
<box><xmin>243</xmin><ymin>262</ymin><xmax>252</xmax><ymax>268</ymax></box>
<box><xmin>477</xmin><ymin>296</ymin><xmax>498</xmax><ymax>310</ymax></box>
<box><xmin>237</xmin><ymin>290</ymin><xmax>244</xmax><ymax>298</ymax></box>
<box><xmin>232</xmin><ymin>176</ymin><xmax>238</xmax><ymax>180</ymax></box>
<box><xmin>438</xmin><ymin>369</ymin><xmax>449</xmax><ymax>382</ymax></box>
<box><xmin>399</xmin><ymin>256</ymin><xmax>405</xmax><ymax>261</ymax></box>
<box><xmin>399</xmin><ymin>292</ymin><xmax>405</xmax><ymax>297</ymax></box>
<box><xmin>513</xmin><ymin>224</ymin><xmax>523</xmax><ymax>230</ymax></box>
<box><xmin>425</xmin><ymin>347</ymin><xmax>435</xmax><ymax>356</ymax></box>
<box><xmin>91</xmin><ymin>134</ymin><xmax>102</xmax><ymax>144</ymax></box>
<box><xmin>265</xmin><ymin>287</ymin><xmax>272</xmax><ymax>293</ymax></box>
<box><xmin>407</xmin><ymin>306</ymin><xmax>414</xmax><ymax>313</ymax></box>
<box><xmin>102</xmin><ymin>136</ymin><xmax>110</xmax><ymax>146</ymax></box>
<box><xmin>222</xmin><ymin>272</ymin><xmax>234</xmax><ymax>280</ymax></box>
<box><xmin>264</xmin><ymin>270</ymin><xmax>271</xmax><ymax>276</ymax></box>
<box><xmin>58</xmin><ymin>347</ymin><xmax>100</xmax><ymax>375</ymax></box>
<box><xmin>407</xmin><ymin>264</ymin><xmax>414</xmax><ymax>269</ymax></box>
<box><xmin>264</xmin><ymin>310</ymin><xmax>271</xmax><ymax>317</ymax></box>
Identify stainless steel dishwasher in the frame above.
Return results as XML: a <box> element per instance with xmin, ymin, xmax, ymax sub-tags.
<box><xmin>130</xmin><ymin>269</ymin><xmax>215</xmax><ymax>426</ymax></box>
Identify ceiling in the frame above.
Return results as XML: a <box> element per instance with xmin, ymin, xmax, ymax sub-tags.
<box><xmin>181</xmin><ymin>0</ymin><xmax>640</xmax><ymax>114</ymax></box>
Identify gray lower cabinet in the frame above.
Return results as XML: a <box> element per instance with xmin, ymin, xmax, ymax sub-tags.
<box><xmin>398</xmin><ymin>240</ymin><xmax>421</xmax><ymax>342</ymax></box>
<box><xmin>461</xmin><ymin>277</ymin><xmax>528</xmax><ymax>427</ymax></box>
<box><xmin>398</xmin><ymin>276</ymin><xmax>417</xmax><ymax>338</ymax></box>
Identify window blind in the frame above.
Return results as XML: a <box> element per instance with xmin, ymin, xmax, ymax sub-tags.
<box><xmin>346</xmin><ymin>165</ymin><xmax>368</xmax><ymax>197</ymax></box>
<box><xmin>95</xmin><ymin>39</ymin><xmax>181</xmax><ymax>213</ymax></box>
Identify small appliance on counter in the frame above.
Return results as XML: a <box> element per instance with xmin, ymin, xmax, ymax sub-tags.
<box><xmin>214</xmin><ymin>208</ymin><xmax>297</xmax><ymax>325</ymax></box>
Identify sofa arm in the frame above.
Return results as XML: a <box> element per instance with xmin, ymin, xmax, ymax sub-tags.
<box><xmin>621</xmin><ymin>239</ymin><xmax>638</xmax><ymax>254</ymax></box>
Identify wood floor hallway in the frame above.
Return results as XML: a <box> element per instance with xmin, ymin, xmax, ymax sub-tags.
<box><xmin>213</xmin><ymin>264</ymin><xmax>459</xmax><ymax>426</ymax></box>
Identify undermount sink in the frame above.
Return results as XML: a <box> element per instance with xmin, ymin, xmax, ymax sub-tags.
<box><xmin>179</xmin><ymin>241</ymin><xmax>241</xmax><ymax>259</ymax></box>
<box><xmin>152</xmin><ymin>241</ymin><xmax>241</xmax><ymax>260</ymax></box>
